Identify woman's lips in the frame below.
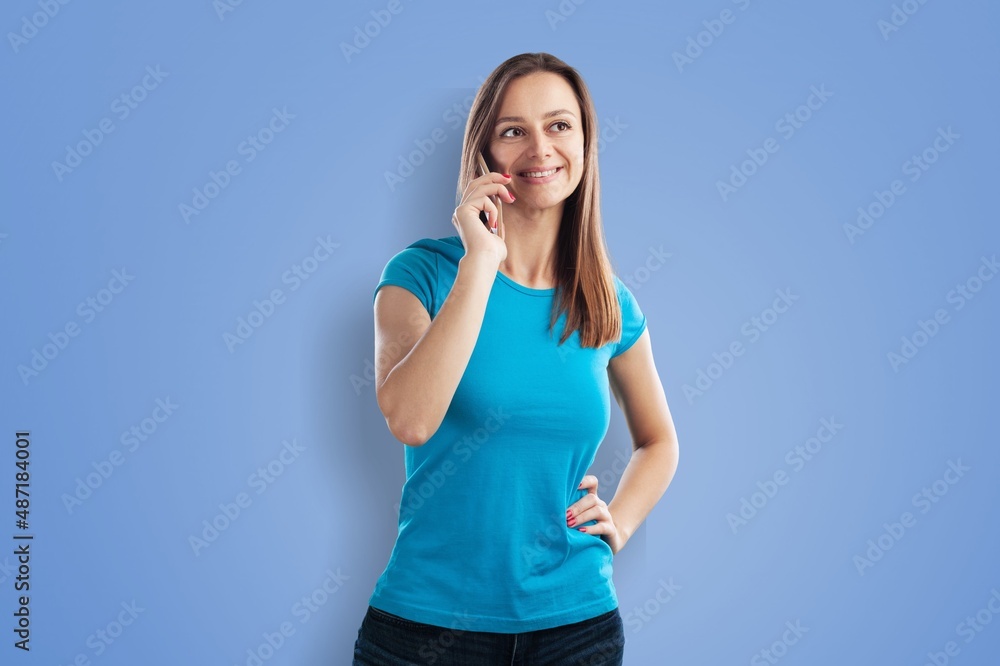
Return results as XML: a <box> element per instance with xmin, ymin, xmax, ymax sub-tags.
<box><xmin>517</xmin><ymin>166</ymin><xmax>562</xmax><ymax>184</ymax></box>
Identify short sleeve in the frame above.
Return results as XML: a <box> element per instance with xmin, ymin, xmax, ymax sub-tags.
<box><xmin>373</xmin><ymin>246</ymin><xmax>438</xmax><ymax>314</ymax></box>
<box><xmin>611</xmin><ymin>277</ymin><xmax>647</xmax><ymax>358</ymax></box>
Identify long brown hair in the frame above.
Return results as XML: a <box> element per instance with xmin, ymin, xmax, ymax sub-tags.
<box><xmin>456</xmin><ymin>52</ymin><xmax>621</xmax><ymax>349</ymax></box>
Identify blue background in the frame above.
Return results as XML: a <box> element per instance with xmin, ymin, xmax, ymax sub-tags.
<box><xmin>2</xmin><ymin>0</ymin><xmax>998</xmax><ymax>664</ymax></box>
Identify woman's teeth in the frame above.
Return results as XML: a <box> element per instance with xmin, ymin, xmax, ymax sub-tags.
<box><xmin>520</xmin><ymin>167</ymin><xmax>559</xmax><ymax>178</ymax></box>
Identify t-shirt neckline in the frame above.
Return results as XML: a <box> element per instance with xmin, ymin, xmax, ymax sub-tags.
<box><xmin>495</xmin><ymin>270</ymin><xmax>556</xmax><ymax>296</ymax></box>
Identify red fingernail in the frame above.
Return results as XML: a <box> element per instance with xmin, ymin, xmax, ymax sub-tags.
<box><xmin>577</xmin><ymin>527</ymin><xmax>586</xmax><ymax>532</ymax></box>
<box><xmin>502</xmin><ymin>173</ymin><xmax>511</xmax><ymax>178</ymax></box>
<box><xmin>567</xmin><ymin>518</ymin><xmax>576</xmax><ymax>526</ymax></box>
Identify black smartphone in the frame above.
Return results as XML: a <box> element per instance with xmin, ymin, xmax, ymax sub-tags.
<box><xmin>475</xmin><ymin>151</ymin><xmax>500</xmax><ymax>235</ymax></box>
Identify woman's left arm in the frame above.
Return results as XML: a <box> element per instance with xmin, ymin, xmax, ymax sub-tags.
<box><xmin>576</xmin><ymin>327</ymin><xmax>679</xmax><ymax>555</ymax></box>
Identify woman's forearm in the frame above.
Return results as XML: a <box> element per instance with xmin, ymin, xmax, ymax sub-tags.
<box><xmin>607</xmin><ymin>437</ymin><xmax>679</xmax><ymax>547</ymax></box>
<box><xmin>378</xmin><ymin>252</ymin><xmax>498</xmax><ymax>446</ymax></box>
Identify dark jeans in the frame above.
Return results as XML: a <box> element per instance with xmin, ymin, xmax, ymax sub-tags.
<box><xmin>353</xmin><ymin>605</ymin><xmax>625</xmax><ymax>665</ymax></box>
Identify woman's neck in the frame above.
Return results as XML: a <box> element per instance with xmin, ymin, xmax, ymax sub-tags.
<box><xmin>498</xmin><ymin>203</ymin><xmax>563</xmax><ymax>288</ymax></box>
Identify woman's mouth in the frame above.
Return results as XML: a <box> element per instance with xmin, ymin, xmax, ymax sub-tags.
<box><xmin>517</xmin><ymin>166</ymin><xmax>562</xmax><ymax>183</ymax></box>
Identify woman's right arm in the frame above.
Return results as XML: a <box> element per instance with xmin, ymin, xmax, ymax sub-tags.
<box><xmin>374</xmin><ymin>172</ymin><xmax>513</xmax><ymax>446</ymax></box>
<box><xmin>374</xmin><ymin>254</ymin><xmax>495</xmax><ymax>446</ymax></box>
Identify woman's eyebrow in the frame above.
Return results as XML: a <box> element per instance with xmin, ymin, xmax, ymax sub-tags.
<box><xmin>495</xmin><ymin>109</ymin><xmax>577</xmax><ymax>125</ymax></box>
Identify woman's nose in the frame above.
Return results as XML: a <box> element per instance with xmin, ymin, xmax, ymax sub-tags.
<box><xmin>527</xmin><ymin>136</ymin><xmax>552</xmax><ymax>159</ymax></box>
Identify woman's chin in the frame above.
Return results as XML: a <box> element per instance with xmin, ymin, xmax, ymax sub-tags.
<box><xmin>510</xmin><ymin>196</ymin><xmax>567</xmax><ymax>216</ymax></box>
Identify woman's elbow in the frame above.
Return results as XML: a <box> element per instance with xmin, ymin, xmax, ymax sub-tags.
<box><xmin>389</xmin><ymin>420</ymin><xmax>430</xmax><ymax>447</ymax></box>
<box><xmin>376</xmin><ymin>384</ymin><xmax>430</xmax><ymax>447</ymax></box>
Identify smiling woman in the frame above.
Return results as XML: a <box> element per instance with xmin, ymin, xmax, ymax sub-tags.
<box><xmin>354</xmin><ymin>52</ymin><xmax>680</xmax><ymax>666</ymax></box>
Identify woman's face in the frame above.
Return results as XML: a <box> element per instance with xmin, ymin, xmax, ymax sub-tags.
<box><xmin>487</xmin><ymin>71</ymin><xmax>585</xmax><ymax>215</ymax></box>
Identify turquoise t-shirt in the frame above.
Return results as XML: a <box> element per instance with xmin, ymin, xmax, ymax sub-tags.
<box><xmin>368</xmin><ymin>235</ymin><xmax>647</xmax><ymax>633</ymax></box>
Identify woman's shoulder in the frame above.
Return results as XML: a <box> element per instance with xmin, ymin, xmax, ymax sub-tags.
<box><xmin>609</xmin><ymin>273</ymin><xmax>645</xmax><ymax>322</ymax></box>
<box><xmin>392</xmin><ymin>235</ymin><xmax>464</xmax><ymax>265</ymax></box>
<box><xmin>376</xmin><ymin>236</ymin><xmax>465</xmax><ymax>312</ymax></box>
<box><xmin>610</xmin><ymin>273</ymin><xmax>637</xmax><ymax>303</ymax></box>
<box><xmin>378</xmin><ymin>236</ymin><xmax>464</xmax><ymax>299</ymax></box>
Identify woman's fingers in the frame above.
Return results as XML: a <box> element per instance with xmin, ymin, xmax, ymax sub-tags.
<box><xmin>457</xmin><ymin>173</ymin><xmax>512</xmax><ymax>234</ymax></box>
<box><xmin>468</xmin><ymin>173</ymin><xmax>513</xmax><ymax>202</ymax></box>
<box><xmin>568</xmin><ymin>475</ymin><xmax>604</xmax><ymax>529</ymax></box>
<box><xmin>496</xmin><ymin>181</ymin><xmax>515</xmax><ymax>202</ymax></box>
<box><xmin>451</xmin><ymin>171</ymin><xmax>511</xmax><ymax>259</ymax></box>
<box><xmin>453</xmin><ymin>194</ymin><xmax>497</xmax><ymax>231</ymax></box>
<box><xmin>479</xmin><ymin>196</ymin><xmax>499</xmax><ymax>230</ymax></box>
<box><xmin>568</xmin><ymin>496</ymin><xmax>606</xmax><ymax>525</ymax></box>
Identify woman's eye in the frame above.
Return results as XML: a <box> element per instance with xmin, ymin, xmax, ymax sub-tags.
<box><xmin>500</xmin><ymin>121</ymin><xmax>572</xmax><ymax>138</ymax></box>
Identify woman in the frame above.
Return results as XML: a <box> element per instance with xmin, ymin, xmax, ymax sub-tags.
<box><xmin>354</xmin><ymin>52</ymin><xmax>679</xmax><ymax>665</ymax></box>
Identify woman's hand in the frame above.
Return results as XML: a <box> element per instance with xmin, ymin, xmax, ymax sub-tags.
<box><xmin>452</xmin><ymin>171</ymin><xmax>514</xmax><ymax>265</ymax></box>
<box><xmin>567</xmin><ymin>475</ymin><xmax>627</xmax><ymax>555</ymax></box>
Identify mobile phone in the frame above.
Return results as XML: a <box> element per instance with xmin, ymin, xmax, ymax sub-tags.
<box><xmin>475</xmin><ymin>151</ymin><xmax>501</xmax><ymax>235</ymax></box>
